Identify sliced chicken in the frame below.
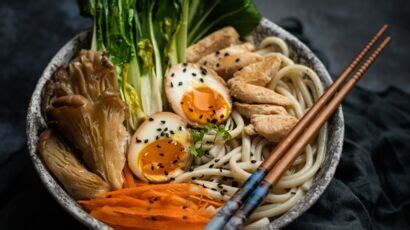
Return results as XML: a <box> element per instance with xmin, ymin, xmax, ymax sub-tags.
<box><xmin>230</xmin><ymin>81</ymin><xmax>292</xmax><ymax>107</ymax></box>
<box><xmin>234</xmin><ymin>102</ymin><xmax>288</xmax><ymax>119</ymax></box>
<box><xmin>186</xmin><ymin>26</ymin><xmax>240</xmax><ymax>63</ymax></box>
<box><xmin>198</xmin><ymin>43</ymin><xmax>262</xmax><ymax>79</ymax></box>
<box><xmin>228</xmin><ymin>56</ymin><xmax>281</xmax><ymax>87</ymax></box>
<box><xmin>244</xmin><ymin>114</ymin><xmax>298</xmax><ymax>142</ymax></box>
<box><xmin>38</xmin><ymin>129</ymin><xmax>110</xmax><ymax>199</ymax></box>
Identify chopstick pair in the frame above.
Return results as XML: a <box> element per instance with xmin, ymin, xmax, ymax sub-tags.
<box><xmin>206</xmin><ymin>24</ymin><xmax>391</xmax><ymax>229</ymax></box>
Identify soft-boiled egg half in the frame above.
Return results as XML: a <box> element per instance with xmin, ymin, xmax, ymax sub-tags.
<box><xmin>128</xmin><ymin>112</ymin><xmax>191</xmax><ymax>182</ymax></box>
<box><xmin>165</xmin><ymin>63</ymin><xmax>232</xmax><ymax>126</ymax></box>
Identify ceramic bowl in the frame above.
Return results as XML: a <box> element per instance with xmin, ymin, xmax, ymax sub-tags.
<box><xmin>26</xmin><ymin>18</ymin><xmax>344</xmax><ymax>229</ymax></box>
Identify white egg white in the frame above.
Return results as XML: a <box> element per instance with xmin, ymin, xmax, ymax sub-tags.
<box><xmin>164</xmin><ymin>63</ymin><xmax>232</xmax><ymax>125</ymax></box>
<box><xmin>127</xmin><ymin>112</ymin><xmax>190</xmax><ymax>182</ymax></box>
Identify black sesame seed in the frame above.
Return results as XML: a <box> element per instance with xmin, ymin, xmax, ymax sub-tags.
<box><xmin>170</xmin><ymin>177</ymin><xmax>175</xmax><ymax>181</ymax></box>
<box><xmin>238</xmin><ymin>67</ymin><xmax>243</xmax><ymax>71</ymax></box>
<box><xmin>166</xmin><ymin>133</ymin><xmax>170</xmax><ymax>138</ymax></box>
<box><xmin>156</xmin><ymin>136</ymin><xmax>159</xmax><ymax>140</ymax></box>
<box><xmin>149</xmin><ymin>118</ymin><xmax>154</xmax><ymax>121</ymax></box>
<box><xmin>220</xmin><ymin>191</ymin><xmax>225</xmax><ymax>196</ymax></box>
<box><xmin>170</xmin><ymin>130</ymin><xmax>175</xmax><ymax>135</ymax></box>
<box><xmin>224</xmin><ymin>52</ymin><xmax>229</xmax><ymax>56</ymax></box>
<box><xmin>203</xmin><ymin>61</ymin><xmax>207</xmax><ymax>65</ymax></box>
<box><xmin>235</xmin><ymin>58</ymin><xmax>240</xmax><ymax>62</ymax></box>
<box><xmin>232</xmin><ymin>181</ymin><xmax>239</xmax><ymax>187</ymax></box>
<box><xmin>250</xmin><ymin>153</ymin><xmax>254</xmax><ymax>157</ymax></box>
<box><xmin>211</xmin><ymin>118</ymin><xmax>218</xmax><ymax>124</ymax></box>
<box><xmin>216</xmin><ymin>63</ymin><xmax>220</xmax><ymax>68</ymax></box>
<box><xmin>212</xmin><ymin>109</ymin><xmax>216</xmax><ymax>114</ymax></box>
<box><xmin>251</xmin><ymin>160</ymin><xmax>256</xmax><ymax>164</ymax></box>
<box><xmin>200</xmin><ymin>78</ymin><xmax>204</xmax><ymax>83</ymax></box>
<box><xmin>168</xmin><ymin>140</ymin><xmax>172</xmax><ymax>144</ymax></box>
<box><xmin>183</xmin><ymin>62</ymin><xmax>187</xmax><ymax>66</ymax></box>
<box><xmin>170</xmin><ymin>82</ymin><xmax>174</xmax><ymax>87</ymax></box>
<box><xmin>199</xmin><ymin>114</ymin><xmax>203</xmax><ymax>119</ymax></box>
<box><xmin>209</xmin><ymin>164</ymin><xmax>214</xmax><ymax>168</ymax></box>
<box><xmin>149</xmin><ymin>200</ymin><xmax>154</xmax><ymax>204</ymax></box>
<box><xmin>156</xmin><ymin>145</ymin><xmax>161</xmax><ymax>148</ymax></box>
<box><xmin>161</xmin><ymin>120</ymin><xmax>166</xmax><ymax>124</ymax></box>
<box><xmin>172</xmin><ymin>159</ymin><xmax>178</xmax><ymax>164</ymax></box>
<box><xmin>223</xmin><ymin>189</ymin><xmax>228</xmax><ymax>193</ymax></box>
<box><xmin>192</xmin><ymin>73</ymin><xmax>197</xmax><ymax>77</ymax></box>
<box><xmin>136</xmin><ymin>139</ymin><xmax>142</xmax><ymax>143</ymax></box>
<box><xmin>157</xmin><ymin>128</ymin><xmax>162</xmax><ymax>131</ymax></box>
<box><xmin>144</xmin><ymin>139</ymin><xmax>149</xmax><ymax>143</ymax></box>
<box><xmin>179</xmin><ymin>126</ymin><xmax>183</xmax><ymax>131</ymax></box>
<box><xmin>178</xmin><ymin>82</ymin><xmax>183</xmax><ymax>86</ymax></box>
<box><xmin>183</xmin><ymin>68</ymin><xmax>187</xmax><ymax>72</ymax></box>
<box><xmin>291</xmin><ymin>192</ymin><xmax>296</xmax><ymax>195</ymax></box>
<box><xmin>219</xmin><ymin>168</ymin><xmax>223</xmax><ymax>173</ymax></box>
<box><xmin>191</xmin><ymin>177</ymin><xmax>197</xmax><ymax>180</ymax></box>
<box><xmin>158</xmin><ymin>163</ymin><xmax>164</xmax><ymax>168</ymax></box>
<box><xmin>208</xmin><ymin>105</ymin><xmax>214</xmax><ymax>109</ymax></box>
<box><xmin>217</xmin><ymin>184</ymin><xmax>223</xmax><ymax>189</ymax></box>
<box><xmin>189</xmin><ymin>167</ymin><xmax>194</xmax><ymax>172</ymax></box>
<box><xmin>164</xmin><ymin>171</ymin><xmax>168</xmax><ymax>175</ymax></box>
<box><xmin>189</xmin><ymin>108</ymin><xmax>194</xmax><ymax>112</ymax></box>
<box><xmin>216</xmin><ymin>51</ymin><xmax>220</xmax><ymax>55</ymax></box>
<box><xmin>163</xmin><ymin>127</ymin><xmax>168</xmax><ymax>131</ymax></box>
<box><xmin>180</xmin><ymin>101</ymin><xmax>184</xmax><ymax>105</ymax></box>
<box><xmin>159</xmin><ymin>153</ymin><xmax>164</xmax><ymax>156</ymax></box>
<box><xmin>151</xmin><ymin>165</ymin><xmax>155</xmax><ymax>171</ymax></box>
<box><xmin>182</xmin><ymin>216</ymin><xmax>187</xmax><ymax>220</ymax></box>
<box><xmin>220</xmin><ymin>114</ymin><xmax>225</xmax><ymax>119</ymax></box>
<box><xmin>211</xmin><ymin>188</ymin><xmax>217</xmax><ymax>191</ymax></box>
<box><xmin>199</xmin><ymin>174</ymin><xmax>205</xmax><ymax>178</ymax></box>
<box><xmin>182</xmin><ymin>206</ymin><xmax>187</xmax><ymax>209</ymax></box>
<box><xmin>223</xmin><ymin>162</ymin><xmax>229</xmax><ymax>166</ymax></box>
<box><xmin>171</xmin><ymin>73</ymin><xmax>175</xmax><ymax>77</ymax></box>
<box><xmin>215</xmin><ymin>159</ymin><xmax>220</xmax><ymax>162</ymax></box>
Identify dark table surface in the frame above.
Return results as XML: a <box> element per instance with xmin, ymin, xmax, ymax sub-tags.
<box><xmin>1</xmin><ymin>0</ymin><xmax>409</xmax><ymax>229</ymax></box>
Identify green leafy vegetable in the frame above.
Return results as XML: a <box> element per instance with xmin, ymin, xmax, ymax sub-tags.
<box><xmin>188</xmin><ymin>123</ymin><xmax>232</xmax><ymax>157</ymax></box>
<box><xmin>77</xmin><ymin>0</ymin><xmax>262</xmax><ymax>132</ymax></box>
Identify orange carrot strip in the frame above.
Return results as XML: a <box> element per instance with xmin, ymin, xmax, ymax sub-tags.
<box><xmin>92</xmin><ymin>207</ymin><xmax>208</xmax><ymax>229</ymax></box>
<box><xmin>79</xmin><ymin>196</ymin><xmax>149</xmax><ymax>211</ymax></box>
<box><xmin>122</xmin><ymin>165</ymin><xmax>136</xmax><ymax>188</ymax></box>
<box><xmin>96</xmin><ymin>183</ymin><xmax>193</xmax><ymax>198</ymax></box>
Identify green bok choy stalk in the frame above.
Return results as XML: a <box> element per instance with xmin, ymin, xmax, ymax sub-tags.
<box><xmin>78</xmin><ymin>0</ymin><xmax>261</xmax><ymax>132</ymax></box>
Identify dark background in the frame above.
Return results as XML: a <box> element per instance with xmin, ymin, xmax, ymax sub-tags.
<box><xmin>1</xmin><ymin>0</ymin><xmax>409</xmax><ymax>229</ymax></box>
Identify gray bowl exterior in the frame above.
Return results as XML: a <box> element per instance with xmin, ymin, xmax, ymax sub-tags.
<box><xmin>26</xmin><ymin>19</ymin><xmax>344</xmax><ymax>229</ymax></box>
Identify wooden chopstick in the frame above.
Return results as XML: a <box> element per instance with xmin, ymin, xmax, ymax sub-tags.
<box><xmin>224</xmin><ymin>36</ymin><xmax>391</xmax><ymax>229</ymax></box>
<box><xmin>205</xmin><ymin>24</ymin><xmax>389</xmax><ymax>230</ymax></box>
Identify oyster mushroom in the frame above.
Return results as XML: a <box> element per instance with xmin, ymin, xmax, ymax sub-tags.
<box><xmin>43</xmin><ymin>50</ymin><xmax>128</xmax><ymax>190</ymax></box>
<box><xmin>37</xmin><ymin>129</ymin><xmax>110</xmax><ymax>199</ymax></box>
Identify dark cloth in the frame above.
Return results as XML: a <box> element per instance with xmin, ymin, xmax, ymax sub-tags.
<box><xmin>0</xmin><ymin>1</ymin><xmax>409</xmax><ymax>229</ymax></box>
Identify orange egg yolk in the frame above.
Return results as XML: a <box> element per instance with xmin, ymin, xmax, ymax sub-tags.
<box><xmin>181</xmin><ymin>86</ymin><xmax>230</xmax><ymax>125</ymax></box>
<box><xmin>138</xmin><ymin>138</ymin><xmax>188</xmax><ymax>178</ymax></box>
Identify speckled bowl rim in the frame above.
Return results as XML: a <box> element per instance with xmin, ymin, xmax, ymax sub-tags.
<box><xmin>26</xmin><ymin>18</ymin><xmax>344</xmax><ymax>229</ymax></box>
